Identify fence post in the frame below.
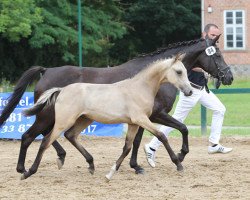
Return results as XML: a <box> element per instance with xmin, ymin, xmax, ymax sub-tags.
<box><xmin>78</xmin><ymin>0</ymin><xmax>83</xmax><ymax>67</ymax></box>
<box><xmin>201</xmin><ymin>105</ymin><xmax>207</xmax><ymax>135</ymax></box>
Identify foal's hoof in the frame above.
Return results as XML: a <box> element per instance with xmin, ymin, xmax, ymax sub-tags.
<box><xmin>20</xmin><ymin>173</ymin><xmax>27</xmax><ymax>180</ymax></box>
<box><xmin>57</xmin><ymin>158</ymin><xmax>64</xmax><ymax>170</ymax></box>
<box><xmin>135</xmin><ymin>166</ymin><xmax>145</xmax><ymax>175</ymax></box>
<box><xmin>105</xmin><ymin>175</ymin><xmax>111</xmax><ymax>182</ymax></box>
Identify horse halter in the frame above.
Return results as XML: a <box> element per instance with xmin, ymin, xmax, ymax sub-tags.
<box><xmin>205</xmin><ymin>39</ymin><xmax>231</xmax><ymax>83</ymax></box>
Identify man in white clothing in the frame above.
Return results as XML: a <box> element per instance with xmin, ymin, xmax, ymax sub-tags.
<box><xmin>144</xmin><ymin>24</ymin><xmax>232</xmax><ymax>168</ymax></box>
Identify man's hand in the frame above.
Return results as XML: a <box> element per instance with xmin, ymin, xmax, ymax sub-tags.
<box><xmin>192</xmin><ymin>67</ymin><xmax>203</xmax><ymax>72</ymax></box>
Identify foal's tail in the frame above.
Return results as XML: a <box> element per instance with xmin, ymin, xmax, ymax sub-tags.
<box><xmin>22</xmin><ymin>88</ymin><xmax>62</xmax><ymax>116</ymax></box>
<box><xmin>0</xmin><ymin>66</ymin><xmax>46</xmax><ymax>127</ymax></box>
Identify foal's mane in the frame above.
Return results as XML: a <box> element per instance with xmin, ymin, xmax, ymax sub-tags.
<box><xmin>138</xmin><ymin>38</ymin><xmax>203</xmax><ymax>58</ymax></box>
<box><xmin>131</xmin><ymin>58</ymin><xmax>173</xmax><ymax>80</ymax></box>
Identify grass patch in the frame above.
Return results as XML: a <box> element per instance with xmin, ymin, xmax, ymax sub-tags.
<box><xmin>143</xmin><ymin>79</ymin><xmax>250</xmax><ymax>136</ymax></box>
<box><xmin>167</xmin><ymin>79</ymin><xmax>250</xmax><ymax>128</ymax></box>
<box><xmin>178</xmin><ymin>93</ymin><xmax>250</xmax><ymax>127</ymax></box>
<box><xmin>217</xmin><ymin>79</ymin><xmax>250</xmax><ymax>88</ymax></box>
<box><xmin>143</xmin><ymin>127</ymin><xmax>250</xmax><ymax>137</ymax></box>
<box><xmin>0</xmin><ymin>79</ymin><xmax>37</xmax><ymax>92</ymax></box>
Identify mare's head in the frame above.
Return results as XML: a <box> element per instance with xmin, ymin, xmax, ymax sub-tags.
<box><xmin>193</xmin><ymin>35</ymin><xmax>234</xmax><ymax>88</ymax></box>
<box><xmin>164</xmin><ymin>54</ymin><xmax>193</xmax><ymax>96</ymax></box>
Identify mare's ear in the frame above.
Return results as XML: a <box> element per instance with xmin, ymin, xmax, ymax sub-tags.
<box><xmin>212</xmin><ymin>34</ymin><xmax>221</xmax><ymax>45</ymax></box>
<box><xmin>174</xmin><ymin>53</ymin><xmax>186</xmax><ymax>62</ymax></box>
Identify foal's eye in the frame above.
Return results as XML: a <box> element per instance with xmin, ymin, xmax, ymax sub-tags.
<box><xmin>176</xmin><ymin>70</ymin><xmax>182</xmax><ymax>75</ymax></box>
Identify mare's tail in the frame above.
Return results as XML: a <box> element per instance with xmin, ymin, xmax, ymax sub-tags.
<box><xmin>0</xmin><ymin>66</ymin><xmax>46</xmax><ymax>127</ymax></box>
<box><xmin>22</xmin><ymin>88</ymin><xmax>62</xmax><ymax>116</ymax></box>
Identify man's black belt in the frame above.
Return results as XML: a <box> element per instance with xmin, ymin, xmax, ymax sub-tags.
<box><xmin>190</xmin><ymin>82</ymin><xmax>204</xmax><ymax>90</ymax></box>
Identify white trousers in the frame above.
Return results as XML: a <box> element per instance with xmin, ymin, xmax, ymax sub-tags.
<box><xmin>149</xmin><ymin>87</ymin><xmax>226</xmax><ymax>150</ymax></box>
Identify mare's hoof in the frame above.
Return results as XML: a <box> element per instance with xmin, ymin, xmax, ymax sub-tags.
<box><xmin>16</xmin><ymin>167</ymin><xmax>27</xmax><ymax>174</ymax></box>
<box><xmin>177</xmin><ymin>153</ymin><xmax>184</xmax><ymax>162</ymax></box>
<box><xmin>177</xmin><ymin>165</ymin><xmax>184</xmax><ymax>172</ymax></box>
<box><xmin>88</xmin><ymin>167</ymin><xmax>95</xmax><ymax>175</ymax></box>
<box><xmin>57</xmin><ymin>158</ymin><xmax>64</xmax><ymax>170</ymax></box>
<box><xmin>135</xmin><ymin>166</ymin><xmax>145</xmax><ymax>175</ymax></box>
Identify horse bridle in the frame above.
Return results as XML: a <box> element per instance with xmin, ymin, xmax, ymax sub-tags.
<box><xmin>205</xmin><ymin>39</ymin><xmax>231</xmax><ymax>83</ymax></box>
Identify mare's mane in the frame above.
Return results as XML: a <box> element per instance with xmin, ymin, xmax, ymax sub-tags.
<box><xmin>138</xmin><ymin>38</ymin><xmax>203</xmax><ymax>58</ymax></box>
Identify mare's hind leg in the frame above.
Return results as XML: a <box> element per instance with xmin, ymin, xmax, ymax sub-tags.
<box><xmin>133</xmin><ymin>115</ymin><xmax>183</xmax><ymax>171</ymax></box>
<box><xmin>16</xmin><ymin>118</ymin><xmax>66</xmax><ymax>173</ymax></box>
<box><xmin>106</xmin><ymin>124</ymin><xmax>139</xmax><ymax>181</ymax></box>
<box><xmin>64</xmin><ymin>116</ymin><xmax>95</xmax><ymax>174</ymax></box>
<box><xmin>21</xmin><ymin>126</ymin><xmax>63</xmax><ymax>180</ymax></box>
<box><xmin>53</xmin><ymin>140</ymin><xmax>67</xmax><ymax>170</ymax></box>
<box><xmin>129</xmin><ymin>127</ymin><xmax>145</xmax><ymax>174</ymax></box>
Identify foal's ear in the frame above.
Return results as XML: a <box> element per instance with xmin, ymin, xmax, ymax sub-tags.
<box><xmin>174</xmin><ymin>53</ymin><xmax>186</xmax><ymax>62</ymax></box>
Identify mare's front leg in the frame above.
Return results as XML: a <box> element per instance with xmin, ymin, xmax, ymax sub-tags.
<box><xmin>64</xmin><ymin>116</ymin><xmax>95</xmax><ymax>174</ymax></box>
<box><xmin>129</xmin><ymin>127</ymin><xmax>145</xmax><ymax>174</ymax></box>
<box><xmin>151</xmin><ymin>111</ymin><xmax>189</xmax><ymax>162</ymax></box>
<box><xmin>16</xmin><ymin>118</ymin><xmax>66</xmax><ymax>174</ymax></box>
<box><xmin>134</xmin><ymin>116</ymin><xmax>183</xmax><ymax>171</ymax></box>
<box><xmin>106</xmin><ymin>124</ymin><xmax>139</xmax><ymax>181</ymax></box>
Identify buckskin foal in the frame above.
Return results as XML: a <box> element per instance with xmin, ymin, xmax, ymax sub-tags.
<box><xmin>21</xmin><ymin>55</ymin><xmax>192</xmax><ymax>180</ymax></box>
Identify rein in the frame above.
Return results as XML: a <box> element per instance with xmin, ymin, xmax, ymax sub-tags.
<box><xmin>205</xmin><ymin>39</ymin><xmax>230</xmax><ymax>82</ymax></box>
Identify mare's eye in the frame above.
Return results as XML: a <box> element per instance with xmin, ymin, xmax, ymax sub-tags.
<box><xmin>176</xmin><ymin>70</ymin><xmax>182</xmax><ymax>75</ymax></box>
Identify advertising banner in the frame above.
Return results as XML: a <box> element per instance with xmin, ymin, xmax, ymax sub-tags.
<box><xmin>0</xmin><ymin>92</ymin><xmax>123</xmax><ymax>139</ymax></box>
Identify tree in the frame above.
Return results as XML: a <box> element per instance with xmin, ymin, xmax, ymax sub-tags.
<box><xmin>0</xmin><ymin>0</ymin><xmax>201</xmax><ymax>81</ymax></box>
<box><xmin>110</xmin><ymin>0</ymin><xmax>201</xmax><ymax>63</ymax></box>
<box><xmin>81</xmin><ymin>0</ymin><xmax>126</xmax><ymax>66</ymax></box>
<box><xmin>0</xmin><ymin>0</ymin><xmax>42</xmax><ymax>41</ymax></box>
<box><xmin>0</xmin><ymin>0</ymin><xmax>127</xmax><ymax>81</ymax></box>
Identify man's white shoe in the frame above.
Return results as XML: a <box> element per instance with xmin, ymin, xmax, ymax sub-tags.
<box><xmin>144</xmin><ymin>144</ymin><xmax>156</xmax><ymax>168</ymax></box>
<box><xmin>208</xmin><ymin>144</ymin><xmax>233</xmax><ymax>154</ymax></box>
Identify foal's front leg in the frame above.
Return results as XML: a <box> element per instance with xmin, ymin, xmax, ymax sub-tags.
<box><xmin>135</xmin><ymin>116</ymin><xmax>183</xmax><ymax>171</ymax></box>
<box><xmin>151</xmin><ymin>111</ymin><xmax>189</xmax><ymax>162</ymax></box>
<box><xmin>129</xmin><ymin>112</ymin><xmax>189</xmax><ymax>175</ymax></box>
<box><xmin>106</xmin><ymin>124</ymin><xmax>139</xmax><ymax>181</ymax></box>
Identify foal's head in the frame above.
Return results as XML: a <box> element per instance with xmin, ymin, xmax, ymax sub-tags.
<box><xmin>165</xmin><ymin>54</ymin><xmax>193</xmax><ymax>96</ymax></box>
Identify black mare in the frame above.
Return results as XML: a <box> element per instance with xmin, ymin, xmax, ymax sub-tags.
<box><xmin>0</xmin><ymin>36</ymin><xmax>233</xmax><ymax>174</ymax></box>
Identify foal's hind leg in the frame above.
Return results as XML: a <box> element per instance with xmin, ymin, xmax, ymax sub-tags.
<box><xmin>133</xmin><ymin>116</ymin><xmax>183</xmax><ymax>171</ymax></box>
<box><xmin>106</xmin><ymin>124</ymin><xmax>139</xmax><ymax>181</ymax></box>
<box><xmin>64</xmin><ymin>116</ymin><xmax>95</xmax><ymax>174</ymax></box>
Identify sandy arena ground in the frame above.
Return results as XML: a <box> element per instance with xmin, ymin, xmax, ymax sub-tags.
<box><xmin>0</xmin><ymin>136</ymin><xmax>249</xmax><ymax>200</ymax></box>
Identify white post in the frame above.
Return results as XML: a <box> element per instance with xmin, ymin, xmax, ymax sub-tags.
<box><xmin>201</xmin><ymin>0</ymin><xmax>205</xmax><ymax>31</ymax></box>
